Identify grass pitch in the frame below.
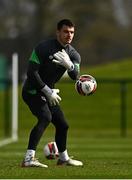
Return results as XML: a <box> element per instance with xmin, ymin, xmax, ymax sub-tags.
<box><xmin>1</xmin><ymin>134</ymin><xmax>132</xmax><ymax>179</ymax></box>
<box><xmin>0</xmin><ymin>58</ymin><xmax>132</xmax><ymax>178</ymax></box>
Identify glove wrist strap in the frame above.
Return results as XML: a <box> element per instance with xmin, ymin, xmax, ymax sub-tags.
<box><xmin>68</xmin><ymin>64</ymin><xmax>74</xmax><ymax>72</ymax></box>
<box><xmin>41</xmin><ymin>85</ymin><xmax>52</xmax><ymax>97</ymax></box>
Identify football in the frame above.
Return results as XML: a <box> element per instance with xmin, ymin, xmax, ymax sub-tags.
<box><xmin>75</xmin><ymin>74</ymin><xmax>97</xmax><ymax>96</ymax></box>
<box><xmin>43</xmin><ymin>141</ymin><xmax>59</xmax><ymax>159</ymax></box>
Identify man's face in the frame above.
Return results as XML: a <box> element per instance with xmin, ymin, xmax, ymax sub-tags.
<box><xmin>57</xmin><ymin>25</ymin><xmax>75</xmax><ymax>46</ymax></box>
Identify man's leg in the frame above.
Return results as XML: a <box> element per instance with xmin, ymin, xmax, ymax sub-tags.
<box><xmin>50</xmin><ymin>105</ymin><xmax>69</xmax><ymax>153</ymax></box>
<box><xmin>51</xmin><ymin>105</ymin><xmax>83</xmax><ymax>166</ymax></box>
<box><xmin>22</xmin><ymin>91</ymin><xmax>51</xmax><ymax>167</ymax></box>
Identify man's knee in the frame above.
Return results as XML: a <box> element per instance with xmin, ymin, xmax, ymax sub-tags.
<box><xmin>63</xmin><ymin>122</ymin><xmax>69</xmax><ymax>131</ymax></box>
<box><xmin>56</xmin><ymin>121</ymin><xmax>69</xmax><ymax>132</ymax></box>
<box><xmin>36</xmin><ymin>104</ymin><xmax>52</xmax><ymax>123</ymax></box>
<box><xmin>39</xmin><ymin>111</ymin><xmax>52</xmax><ymax>124</ymax></box>
<box><xmin>36</xmin><ymin>112</ymin><xmax>52</xmax><ymax>132</ymax></box>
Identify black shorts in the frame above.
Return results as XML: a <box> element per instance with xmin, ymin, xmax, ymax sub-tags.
<box><xmin>22</xmin><ymin>90</ymin><xmax>68</xmax><ymax>128</ymax></box>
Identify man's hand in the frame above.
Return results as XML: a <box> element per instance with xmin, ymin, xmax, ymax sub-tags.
<box><xmin>53</xmin><ymin>49</ymin><xmax>74</xmax><ymax>71</ymax></box>
<box><xmin>49</xmin><ymin>89</ymin><xmax>61</xmax><ymax>106</ymax></box>
<box><xmin>41</xmin><ymin>85</ymin><xmax>61</xmax><ymax>106</ymax></box>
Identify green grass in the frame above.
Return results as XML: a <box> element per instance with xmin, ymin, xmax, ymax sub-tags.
<box><xmin>1</xmin><ymin>136</ymin><xmax>132</xmax><ymax>179</ymax></box>
<box><xmin>81</xmin><ymin>58</ymin><xmax>132</xmax><ymax>78</ymax></box>
<box><xmin>0</xmin><ymin>58</ymin><xmax>132</xmax><ymax>178</ymax></box>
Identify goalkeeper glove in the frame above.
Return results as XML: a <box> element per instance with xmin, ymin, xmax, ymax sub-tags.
<box><xmin>41</xmin><ymin>85</ymin><xmax>61</xmax><ymax>106</ymax></box>
<box><xmin>53</xmin><ymin>49</ymin><xmax>74</xmax><ymax>71</ymax></box>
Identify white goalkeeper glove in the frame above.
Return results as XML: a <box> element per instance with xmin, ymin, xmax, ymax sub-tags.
<box><xmin>53</xmin><ymin>49</ymin><xmax>74</xmax><ymax>71</ymax></box>
<box><xmin>41</xmin><ymin>85</ymin><xmax>61</xmax><ymax>106</ymax></box>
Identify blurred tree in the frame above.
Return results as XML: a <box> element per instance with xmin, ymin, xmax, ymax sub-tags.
<box><xmin>0</xmin><ymin>0</ymin><xmax>36</xmax><ymax>38</ymax></box>
<box><xmin>112</xmin><ymin>0</ymin><xmax>131</xmax><ymax>28</ymax></box>
<box><xmin>0</xmin><ymin>0</ymin><xmax>132</xmax><ymax>78</ymax></box>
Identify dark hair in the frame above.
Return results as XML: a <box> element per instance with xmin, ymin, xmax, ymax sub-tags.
<box><xmin>57</xmin><ymin>19</ymin><xmax>74</xmax><ymax>30</ymax></box>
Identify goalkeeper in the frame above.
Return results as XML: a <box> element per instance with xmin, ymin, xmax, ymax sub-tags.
<box><xmin>21</xmin><ymin>19</ymin><xmax>83</xmax><ymax>167</ymax></box>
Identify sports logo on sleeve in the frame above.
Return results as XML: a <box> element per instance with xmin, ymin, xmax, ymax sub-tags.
<box><xmin>74</xmin><ymin>63</ymin><xmax>80</xmax><ymax>72</ymax></box>
<box><xmin>29</xmin><ymin>50</ymin><xmax>40</xmax><ymax>64</ymax></box>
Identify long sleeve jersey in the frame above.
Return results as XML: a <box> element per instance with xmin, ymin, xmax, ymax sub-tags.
<box><xmin>23</xmin><ymin>38</ymin><xmax>81</xmax><ymax>94</ymax></box>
